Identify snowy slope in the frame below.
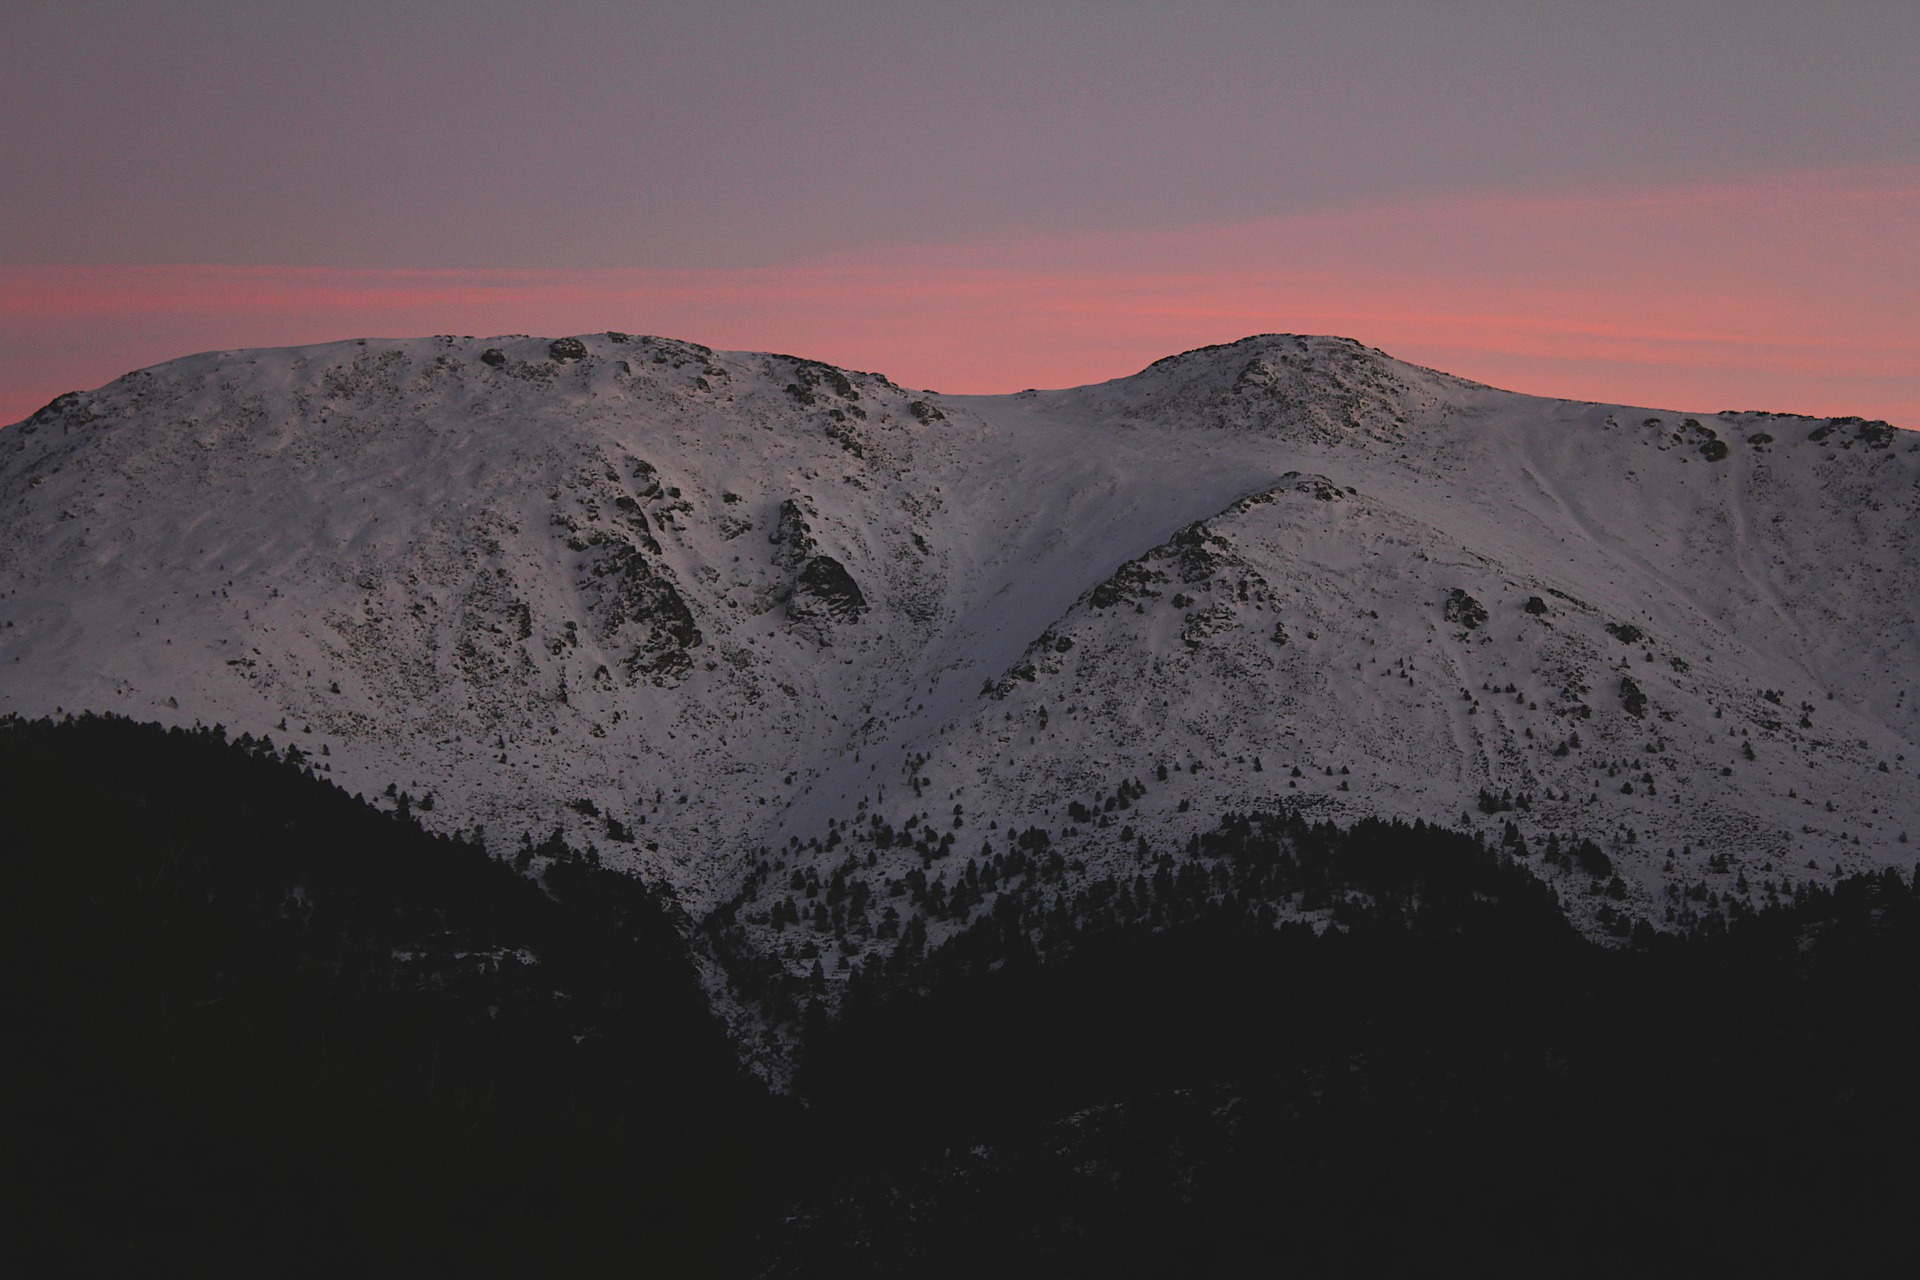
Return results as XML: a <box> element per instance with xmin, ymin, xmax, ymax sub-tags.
<box><xmin>3</xmin><ymin>332</ymin><xmax>1916</xmax><ymax>952</ymax></box>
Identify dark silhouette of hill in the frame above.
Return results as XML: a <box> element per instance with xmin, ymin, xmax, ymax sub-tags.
<box><xmin>0</xmin><ymin>713</ymin><xmax>780</xmax><ymax>1277</ymax></box>
<box><xmin>6</xmin><ymin>714</ymin><xmax>1920</xmax><ymax>1275</ymax></box>
<box><xmin>785</xmin><ymin>815</ymin><xmax>1920</xmax><ymax>1273</ymax></box>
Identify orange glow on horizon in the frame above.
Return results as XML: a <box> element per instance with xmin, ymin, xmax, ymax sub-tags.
<box><xmin>3</xmin><ymin>168</ymin><xmax>1914</xmax><ymax>429</ymax></box>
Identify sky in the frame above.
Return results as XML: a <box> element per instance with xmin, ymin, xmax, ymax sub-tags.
<box><xmin>2</xmin><ymin>1</ymin><xmax>1916</xmax><ymax>426</ymax></box>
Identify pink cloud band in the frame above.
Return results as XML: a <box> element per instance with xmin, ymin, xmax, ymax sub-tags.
<box><xmin>3</xmin><ymin>167</ymin><xmax>1913</xmax><ymax>427</ymax></box>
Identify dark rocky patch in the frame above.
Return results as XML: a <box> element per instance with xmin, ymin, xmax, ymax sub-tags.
<box><xmin>1281</xmin><ymin>471</ymin><xmax>1347</xmax><ymax>501</ymax></box>
<box><xmin>19</xmin><ymin>390</ymin><xmax>101</xmax><ymax>435</ymax></box>
<box><xmin>1828</xmin><ymin>416</ymin><xmax>1899</xmax><ymax>449</ymax></box>
<box><xmin>577</xmin><ymin>536</ymin><xmax>701</xmax><ymax>685</ymax></box>
<box><xmin>824</xmin><ymin>416</ymin><xmax>867</xmax><ymax>458</ymax></box>
<box><xmin>1443</xmin><ymin>588</ymin><xmax>1487</xmax><ymax>630</ymax></box>
<box><xmin>25</xmin><ymin>391</ymin><xmax>82</xmax><ymax>424</ymax></box>
<box><xmin>548</xmin><ymin>337</ymin><xmax>588</xmax><ymax>363</ymax></box>
<box><xmin>1858</xmin><ymin>420</ymin><xmax>1897</xmax><ymax>448</ymax></box>
<box><xmin>1620</xmin><ymin>675</ymin><xmax>1648</xmax><ymax>718</ymax></box>
<box><xmin>1090</xmin><ymin>559</ymin><xmax>1168</xmax><ymax>609</ymax></box>
<box><xmin>1544</xmin><ymin>586</ymin><xmax>1592</xmax><ymax>610</ymax></box>
<box><xmin>1166</xmin><ymin>521</ymin><xmax>1225</xmax><ymax>583</ymax></box>
<box><xmin>768</xmin><ymin>498</ymin><xmax>816</xmax><ymax>572</ymax></box>
<box><xmin>790</xmin><ymin>555</ymin><xmax>869</xmax><ymax>627</ymax></box>
<box><xmin>1180</xmin><ymin>602</ymin><xmax>1238</xmax><ymax>649</ymax></box>
<box><xmin>798</xmin><ymin>361</ymin><xmax>858</xmax><ymax>400</ymax></box>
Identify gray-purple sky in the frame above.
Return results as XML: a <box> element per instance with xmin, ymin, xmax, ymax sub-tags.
<box><xmin>4</xmin><ymin>1</ymin><xmax>1916</xmax><ymax>423</ymax></box>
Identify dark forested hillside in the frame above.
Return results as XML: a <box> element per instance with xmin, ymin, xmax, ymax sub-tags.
<box><xmin>0</xmin><ymin>714</ymin><xmax>779</xmax><ymax>1277</ymax></box>
<box><xmin>5</xmin><ymin>715</ymin><xmax>1919</xmax><ymax>1275</ymax></box>
<box><xmin>775</xmin><ymin>811</ymin><xmax>1920</xmax><ymax>1272</ymax></box>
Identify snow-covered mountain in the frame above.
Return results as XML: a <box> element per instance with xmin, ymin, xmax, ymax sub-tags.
<box><xmin>4</xmin><ymin>331</ymin><xmax>1916</xmax><ymax>950</ymax></box>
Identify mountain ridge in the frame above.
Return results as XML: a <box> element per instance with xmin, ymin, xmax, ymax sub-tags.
<box><xmin>4</xmin><ymin>331</ymin><xmax>1916</xmax><ymax>971</ymax></box>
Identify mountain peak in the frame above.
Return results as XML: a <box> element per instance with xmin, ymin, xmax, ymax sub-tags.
<box><xmin>3</xmin><ymin>333</ymin><xmax>1915</xmax><ymax>959</ymax></box>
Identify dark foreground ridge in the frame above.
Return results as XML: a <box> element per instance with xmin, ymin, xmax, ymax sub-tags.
<box><xmin>4</xmin><ymin>715</ymin><xmax>1919</xmax><ymax>1274</ymax></box>
<box><xmin>0</xmin><ymin>714</ymin><xmax>779</xmax><ymax>1277</ymax></box>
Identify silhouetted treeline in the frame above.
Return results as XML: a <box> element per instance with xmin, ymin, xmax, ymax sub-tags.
<box><xmin>6</xmin><ymin>714</ymin><xmax>1920</xmax><ymax>1275</ymax></box>
<box><xmin>0</xmin><ymin>713</ymin><xmax>779</xmax><ymax>1277</ymax></box>
<box><xmin>786</xmin><ymin>816</ymin><xmax>1920</xmax><ymax>1273</ymax></box>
